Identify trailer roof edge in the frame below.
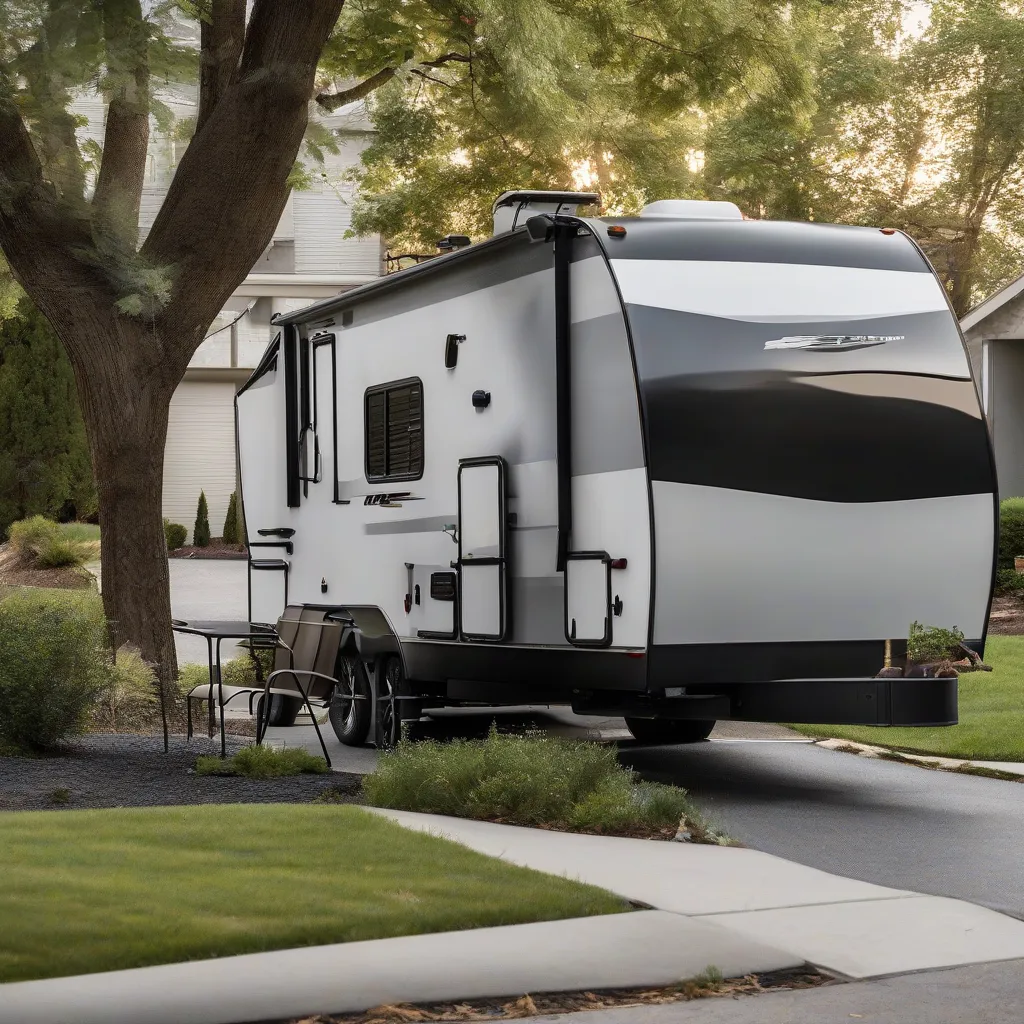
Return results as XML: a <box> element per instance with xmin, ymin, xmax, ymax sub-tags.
<box><xmin>270</xmin><ymin>227</ymin><xmax>540</xmax><ymax>327</ymax></box>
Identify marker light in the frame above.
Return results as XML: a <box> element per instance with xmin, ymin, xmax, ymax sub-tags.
<box><xmin>607</xmin><ymin>225</ymin><xmax>627</xmax><ymax>238</ymax></box>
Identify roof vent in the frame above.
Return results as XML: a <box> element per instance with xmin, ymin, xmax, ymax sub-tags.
<box><xmin>493</xmin><ymin>190</ymin><xmax>600</xmax><ymax>235</ymax></box>
<box><xmin>639</xmin><ymin>199</ymin><xmax>743</xmax><ymax>220</ymax></box>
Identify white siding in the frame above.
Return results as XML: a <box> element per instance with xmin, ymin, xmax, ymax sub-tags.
<box><xmin>163</xmin><ymin>382</ymin><xmax>239</xmax><ymax>543</ymax></box>
<box><xmin>293</xmin><ymin>185</ymin><xmax>382</xmax><ymax>275</ymax></box>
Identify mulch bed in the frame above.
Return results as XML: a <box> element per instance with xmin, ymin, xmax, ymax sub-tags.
<box><xmin>0</xmin><ymin>543</ymin><xmax>94</xmax><ymax>590</ymax></box>
<box><xmin>169</xmin><ymin>542</ymin><xmax>247</xmax><ymax>560</ymax></box>
<box><xmin>988</xmin><ymin>593</ymin><xmax>1024</xmax><ymax>635</ymax></box>
<box><xmin>280</xmin><ymin>968</ymin><xmax>832</xmax><ymax>1024</ymax></box>
<box><xmin>0</xmin><ymin>734</ymin><xmax>363</xmax><ymax>811</ymax></box>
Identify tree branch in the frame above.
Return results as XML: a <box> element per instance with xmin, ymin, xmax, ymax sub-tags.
<box><xmin>316</xmin><ymin>65</ymin><xmax>400</xmax><ymax>112</ymax></box>
<box><xmin>196</xmin><ymin>0</ymin><xmax>247</xmax><ymax>133</ymax></box>
<box><xmin>143</xmin><ymin>0</ymin><xmax>345</xmax><ymax>358</ymax></box>
<box><xmin>315</xmin><ymin>52</ymin><xmax>470</xmax><ymax>112</ymax></box>
<box><xmin>91</xmin><ymin>0</ymin><xmax>150</xmax><ymax>249</ymax></box>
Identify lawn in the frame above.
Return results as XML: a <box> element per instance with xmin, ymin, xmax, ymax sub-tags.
<box><xmin>790</xmin><ymin>635</ymin><xmax>1024</xmax><ymax>761</ymax></box>
<box><xmin>0</xmin><ymin>804</ymin><xmax>627</xmax><ymax>984</ymax></box>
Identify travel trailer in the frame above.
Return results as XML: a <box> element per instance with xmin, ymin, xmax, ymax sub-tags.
<box><xmin>236</xmin><ymin>190</ymin><xmax>997</xmax><ymax>747</ymax></box>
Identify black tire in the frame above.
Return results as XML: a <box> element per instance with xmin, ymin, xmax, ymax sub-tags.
<box><xmin>328</xmin><ymin>655</ymin><xmax>372</xmax><ymax>746</ymax></box>
<box><xmin>256</xmin><ymin>694</ymin><xmax>302</xmax><ymax>728</ymax></box>
<box><xmin>375</xmin><ymin>655</ymin><xmax>403</xmax><ymax>750</ymax></box>
<box><xmin>624</xmin><ymin>718</ymin><xmax>716</xmax><ymax>744</ymax></box>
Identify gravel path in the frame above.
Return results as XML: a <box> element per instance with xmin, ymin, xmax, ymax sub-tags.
<box><xmin>0</xmin><ymin>735</ymin><xmax>363</xmax><ymax>811</ymax></box>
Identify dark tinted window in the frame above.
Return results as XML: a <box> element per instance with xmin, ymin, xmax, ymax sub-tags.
<box><xmin>365</xmin><ymin>378</ymin><xmax>423</xmax><ymax>482</ymax></box>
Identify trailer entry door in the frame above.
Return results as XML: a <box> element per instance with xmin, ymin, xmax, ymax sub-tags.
<box><xmin>458</xmin><ymin>457</ymin><xmax>508</xmax><ymax>641</ymax></box>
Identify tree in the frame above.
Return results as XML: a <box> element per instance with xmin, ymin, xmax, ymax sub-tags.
<box><xmin>0</xmin><ymin>2</ymin><xmax>346</xmax><ymax>723</ymax></box>
<box><xmin>193</xmin><ymin>490</ymin><xmax>210</xmax><ymax>548</ymax></box>
<box><xmin>345</xmin><ymin>0</ymin><xmax>802</xmax><ymax>249</ymax></box>
<box><xmin>0</xmin><ymin>300</ymin><xmax>95</xmax><ymax>538</ymax></box>
<box><xmin>700</xmin><ymin>0</ymin><xmax>1024</xmax><ymax>315</ymax></box>
<box><xmin>222</xmin><ymin>490</ymin><xmax>240</xmax><ymax>545</ymax></box>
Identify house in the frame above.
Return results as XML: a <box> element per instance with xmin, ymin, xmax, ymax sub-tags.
<box><xmin>961</xmin><ymin>277</ymin><xmax>1024</xmax><ymax>499</ymax></box>
<box><xmin>74</xmin><ymin>77</ymin><xmax>383</xmax><ymax>542</ymax></box>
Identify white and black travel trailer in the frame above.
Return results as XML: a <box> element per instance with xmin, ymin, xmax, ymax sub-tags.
<box><xmin>236</xmin><ymin>190</ymin><xmax>998</xmax><ymax>747</ymax></box>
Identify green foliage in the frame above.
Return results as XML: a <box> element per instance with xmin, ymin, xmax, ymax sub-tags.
<box><xmin>89</xmin><ymin>645</ymin><xmax>158</xmax><ymax>732</ymax></box>
<box><xmin>193</xmin><ymin>491</ymin><xmax>210</xmax><ymax>548</ymax></box>
<box><xmin>0</xmin><ymin>589</ymin><xmax>109</xmax><ymax>753</ymax></box>
<box><xmin>344</xmin><ymin>0</ymin><xmax>799</xmax><ymax>250</ymax></box>
<box><xmin>222</xmin><ymin>491</ymin><xmax>240</xmax><ymax>545</ymax></box>
<box><xmin>999</xmin><ymin>497</ymin><xmax>1024</xmax><ymax>571</ymax></box>
<box><xmin>195</xmin><ymin>745</ymin><xmax>330</xmax><ymax>778</ymax></box>
<box><xmin>907</xmin><ymin>621</ymin><xmax>966</xmax><ymax>663</ymax></box>
<box><xmin>163</xmin><ymin>520</ymin><xmax>187</xmax><ymax>551</ymax></box>
<box><xmin>364</xmin><ymin>725</ymin><xmax>718</xmax><ymax>839</ymax></box>
<box><xmin>8</xmin><ymin>515</ymin><xmax>98</xmax><ymax>568</ymax></box>
<box><xmin>0</xmin><ymin>302</ymin><xmax>95</xmax><ymax>538</ymax></box>
<box><xmin>996</xmin><ymin>568</ymin><xmax>1024</xmax><ymax>594</ymax></box>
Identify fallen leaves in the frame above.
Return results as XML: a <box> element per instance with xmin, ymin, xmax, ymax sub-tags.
<box><xmin>288</xmin><ymin>968</ymin><xmax>830</xmax><ymax>1024</ymax></box>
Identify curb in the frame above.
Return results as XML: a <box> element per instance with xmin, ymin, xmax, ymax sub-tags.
<box><xmin>0</xmin><ymin>912</ymin><xmax>800</xmax><ymax>1024</ymax></box>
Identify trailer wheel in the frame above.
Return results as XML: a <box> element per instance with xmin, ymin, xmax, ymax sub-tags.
<box><xmin>624</xmin><ymin>718</ymin><xmax>716</xmax><ymax>744</ymax></box>
<box><xmin>255</xmin><ymin>694</ymin><xmax>303</xmax><ymax>728</ymax></box>
<box><xmin>375</xmin><ymin>655</ymin><xmax>423</xmax><ymax>749</ymax></box>
<box><xmin>328</xmin><ymin>655</ymin><xmax>371</xmax><ymax>747</ymax></box>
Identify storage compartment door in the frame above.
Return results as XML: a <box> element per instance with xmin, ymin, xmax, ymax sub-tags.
<box><xmin>565</xmin><ymin>553</ymin><xmax>612</xmax><ymax>646</ymax></box>
<box><xmin>250</xmin><ymin>559</ymin><xmax>288</xmax><ymax>627</ymax></box>
<box><xmin>458</xmin><ymin>458</ymin><xmax>508</xmax><ymax>641</ymax></box>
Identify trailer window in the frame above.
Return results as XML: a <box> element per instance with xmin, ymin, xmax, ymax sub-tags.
<box><xmin>365</xmin><ymin>378</ymin><xmax>424</xmax><ymax>482</ymax></box>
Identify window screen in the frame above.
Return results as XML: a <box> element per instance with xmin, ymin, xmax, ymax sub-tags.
<box><xmin>365</xmin><ymin>378</ymin><xmax>424</xmax><ymax>482</ymax></box>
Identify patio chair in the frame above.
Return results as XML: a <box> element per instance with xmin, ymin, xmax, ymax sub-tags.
<box><xmin>252</xmin><ymin>606</ymin><xmax>348</xmax><ymax>767</ymax></box>
<box><xmin>186</xmin><ymin>606</ymin><xmax>345</xmax><ymax>766</ymax></box>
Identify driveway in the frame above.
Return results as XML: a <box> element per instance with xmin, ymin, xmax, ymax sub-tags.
<box><xmin>169</xmin><ymin>559</ymin><xmax>247</xmax><ymax>665</ymax></box>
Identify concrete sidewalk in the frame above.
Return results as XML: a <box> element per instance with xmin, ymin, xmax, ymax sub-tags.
<box><xmin>0</xmin><ymin>912</ymin><xmax>797</xmax><ymax>1024</ymax></box>
<box><xmin>8</xmin><ymin>808</ymin><xmax>1024</xmax><ymax>1024</ymax></box>
<box><xmin>371</xmin><ymin>808</ymin><xmax>1024</xmax><ymax>979</ymax></box>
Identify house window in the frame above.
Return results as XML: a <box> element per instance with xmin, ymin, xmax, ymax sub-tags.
<box><xmin>365</xmin><ymin>378</ymin><xmax>424</xmax><ymax>482</ymax></box>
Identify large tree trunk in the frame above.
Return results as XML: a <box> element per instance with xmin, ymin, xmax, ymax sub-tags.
<box><xmin>57</xmin><ymin>308</ymin><xmax>183</xmax><ymax>747</ymax></box>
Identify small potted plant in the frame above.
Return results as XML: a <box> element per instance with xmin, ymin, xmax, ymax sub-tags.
<box><xmin>876</xmin><ymin>622</ymin><xmax>990</xmax><ymax>678</ymax></box>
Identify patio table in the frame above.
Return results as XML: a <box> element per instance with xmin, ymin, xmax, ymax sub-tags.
<box><xmin>170</xmin><ymin>619</ymin><xmax>277</xmax><ymax>757</ymax></box>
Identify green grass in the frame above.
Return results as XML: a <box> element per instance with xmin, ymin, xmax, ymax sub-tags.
<box><xmin>57</xmin><ymin>522</ymin><xmax>100</xmax><ymax>544</ymax></box>
<box><xmin>790</xmin><ymin>635</ymin><xmax>1024</xmax><ymax>761</ymax></box>
<box><xmin>195</xmin><ymin>745</ymin><xmax>330</xmax><ymax>778</ymax></box>
<box><xmin>364</xmin><ymin>726</ymin><xmax>723</xmax><ymax>842</ymax></box>
<box><xmin>0</xmin><ymin>804</ymin><xmax>627</xmax><ymax>983</ymax></box>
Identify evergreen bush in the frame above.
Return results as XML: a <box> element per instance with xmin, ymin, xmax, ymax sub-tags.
<box><xmin>222</xmin><ymin>491</ymin><xmax>240</xmax><ymax>545</ymax></box>
<box><xmin>0</xmin><ymin>301</ymin><xmax>95</xmax><ymax>539</ymax></box>
<box><xmin>193</xmin><ymin>491</ymin><xmax>211</xmax><ymax>548</ymax></box>
<box><xmin>164</xmin><ymin>519</ymin><xmax>187</xmax><ymax>551</ymax></box>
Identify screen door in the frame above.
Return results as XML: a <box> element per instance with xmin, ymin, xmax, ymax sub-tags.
<box><xmin>458</xmin><ymin>457</ymin><xmax>508</xmax><ymax>641</ymax></box>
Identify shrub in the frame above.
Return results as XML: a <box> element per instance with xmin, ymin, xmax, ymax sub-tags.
<box><xmin>998</xmin><ymin>497</ymin><xmax>1024</xmax><ymax>571</ymax></box>
<box><xmin>89</xmin><ymin>645</ymin><xmax>158</xmax><ymax>732</ymax></box>
<box><xmin>7</xmin><ymin>515</ymin><xmax>97</xmax><ymax>568</ymax></box>
<box><xmin>8</xmin><ymin>515</ymin><xmax>59</xmax><ymax>555</ymax></box>
<box><xmin>0</xmin><ymin>589</ymin><xmax>109</xmax><ymax>753</ymax></box>
<box><xmin>193</xmin><ymin>491</ymin><xmax>211</xmax><ymax>548</ymax></box>
<box><xmin>363</xmin><ymin>726</ymin><xmax>723</xmax><ymax>841</ymax></box>
<box><xmin>195</xmin><ymin>745</ymin><xmax>329</xmax><ymax>778</ymax></box>
<box><xmin>996</xmin><ymin>568</ymin><xmax>1024</xmax><ymax>594</ymax></box>
<box><xmin>907</xmin><ymin>620</ymin><xmax>965</xmax><ymax>663</ymax></box>
<box><xmin>164</xmin><ymin>520</ymin><xmax>187</xmax><ymax>551</ymax></box>
<box><xmin>222</xmin><ymin>491</ymin><xmax>241</xmax><ymax>545</ymax></box>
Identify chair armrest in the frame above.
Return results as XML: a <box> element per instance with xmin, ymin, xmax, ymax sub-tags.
<box><xmin>266</xmin><ymin>669</ymin><xmax>339</xmax><ymax>686</ymax></box>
